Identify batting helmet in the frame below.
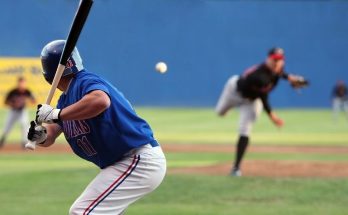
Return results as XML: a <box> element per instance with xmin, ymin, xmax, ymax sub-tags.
<box><xmin>41</xmin><ymin>40</ymin><xmax>84</xmax><ymax>84</ymax></box>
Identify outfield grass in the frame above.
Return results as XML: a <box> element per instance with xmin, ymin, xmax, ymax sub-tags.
<box><xmin>1</xmin><ymin>108</ymin><xmax>347</xmax><ymax>145</ymax></box>
<box><xmin>139</xmin><ymin>108</ymin><xmax>348</xmax><ymax>145</ymax></box>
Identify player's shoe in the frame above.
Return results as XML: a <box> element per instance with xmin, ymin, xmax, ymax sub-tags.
<box><xmin>231</xmin><ymin>168</ymin><xmax>242</xmax><ymax>177</ymax></box>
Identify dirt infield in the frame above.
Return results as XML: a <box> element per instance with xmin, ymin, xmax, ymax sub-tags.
<box><xmin>164</xmin><ymin>144</ymin><xmax>348</xmax><ymax>178</ymax></box>
<box><xmin>169</xmin><ymin>161</ymin><xmax>348</xmax><ymax>178</ymax></box>
<box><xmin>2</xmin><ymin>143</ymin><xmax>348</xmax><ymax>178</ymax></box>
<box><xmin>0</xmin><ymin>144</ymin><xmax>73</xmax><ymax>154</ymax></box>
<box><xmin>163</xmin><ymin>144</ymin><xmax>348</xmax><ymax>154</ymax></box>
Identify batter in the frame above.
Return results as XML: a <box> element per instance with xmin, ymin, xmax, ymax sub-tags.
<box><xmin>28</xmin><ymin>40</ymin><xmax>166</xmax><ymax>215</ymax></box>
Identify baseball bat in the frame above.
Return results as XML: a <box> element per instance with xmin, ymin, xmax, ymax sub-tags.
<box><xmin>25</xmin><ymin>0</ymin><xmax>94</xmax><ymax>150</ymax></box>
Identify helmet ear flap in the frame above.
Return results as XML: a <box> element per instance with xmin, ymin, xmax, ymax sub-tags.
<box><xmin>40</xmin><ymin>40</ymin><xmax>84</xmax><ymax>84</ymax></box>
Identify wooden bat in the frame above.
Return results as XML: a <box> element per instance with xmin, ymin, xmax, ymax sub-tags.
<box><xmin>26</xmin><ymin>0</ymin><xmax>94</xmax><ymax>150</ymax></box>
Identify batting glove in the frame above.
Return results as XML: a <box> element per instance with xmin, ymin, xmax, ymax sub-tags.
<box><xmin>36</xmin><ymin>104</ymin><xmax>61</xmax><ymax>124</ymax></box>
<box><xmin>27</xmin><ymin>121</ymin><xmax>47</xmax><ymax>144</ymax></box>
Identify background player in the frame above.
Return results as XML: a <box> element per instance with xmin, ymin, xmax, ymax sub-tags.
<box><xmin>27</xmin><ymin>40</ymin><xmax>166</xmax><ymax>215</ymax></box>
<box><xmin>331</xmin><ymin>80</ymin><xmax>348</xmax><ymax>121</ymax></box>
<box><xmin>215</xmin><ymin>47</ymin><xmax>308</xmax><ymax>176</ymax></box>
<box><xmin>0</xmin><ymin>76</ymin><xmax>36</xmax><ymax>148</ymax></box>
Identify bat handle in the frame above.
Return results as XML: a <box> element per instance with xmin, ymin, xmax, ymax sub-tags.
<box><xmin>25</xmin><ymin>140</ymin><xmax>36</xmax><ymax>150</ymax></box>
<box><xmin>46</xmin><ymin>64</ymin><xmax>66</xmax><ymax>105</ymax></box>
<box><xmin>26</xmin><ymin>60</ymin><xmax>65</xmax><ymax>152</ymax></box>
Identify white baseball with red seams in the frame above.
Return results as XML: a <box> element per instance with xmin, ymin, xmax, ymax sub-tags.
<box><xmin>155</xmin><ymin>62</ymin><xmax>167</xmax><ymax>74</ymax></box>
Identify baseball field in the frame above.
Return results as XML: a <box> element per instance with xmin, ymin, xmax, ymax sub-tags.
<box><xmin>0</xmin><ymin>108</ymin><xmax>347</xmax><ymax>215</ymax></box>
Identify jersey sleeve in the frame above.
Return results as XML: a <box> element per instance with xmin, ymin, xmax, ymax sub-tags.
<box><xmin>260</xmin><ymin>94</ymin><xmax>272</xmax><ymax>115</ymax></box>
<box><xmin>81</xmin><ymin>78</ymin><xmax>110</xmax><ymax>97</ymax></box>
<box><xmin>280</xmin><ymin>72</ymin><xmax>289</xmax><ymax>80</ymax></box>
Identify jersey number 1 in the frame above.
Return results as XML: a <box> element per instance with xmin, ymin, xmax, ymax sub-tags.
<box><xmin>77</xmin><ymin>136</ymin><xmax>97</xmax><ymax>156</ymax></box>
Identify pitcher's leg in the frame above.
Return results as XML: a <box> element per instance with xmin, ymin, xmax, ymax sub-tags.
<box><xmin>232</xmin><ymin>99</ymin><xmax>263</xmax><ymax>176</ymax></box>
<box><xmin>215</xmin><ymin>76</ymin><xmax>240</xmax><ymax>116</ymax></box>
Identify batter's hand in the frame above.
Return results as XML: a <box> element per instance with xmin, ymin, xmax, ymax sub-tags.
<box><xmin>36</xmin><ymin>104</ymin><xmax>61</xmax><ymax>124</ymax></box>
<box><xmin>27</xmin><ymin>121</ymin><xmax>47</xmax><ymax>144</ymax></box>
<box><xmin>269</xmin><ymin>112</ymin><xmax>284</xmax><ymax>127</ymax></box>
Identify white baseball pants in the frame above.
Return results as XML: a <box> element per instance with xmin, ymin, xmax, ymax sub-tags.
<box><xmin>215</xmin><ymin>75</ymin><xmax>263</xmax><ymax>136</ymax></box>
<box><xmin>69</xmin><ymin>144</ymin><xmax>166</xmax><ymax>215</ymax></box>
<box><xmin>332</xmin><ymin>97</ymin><xmax>348</xmax><ymax>120</ymax></box>
<box><xmin>1</xmin><ymin>109</ymin><xmax>29</xmax><ymax>143</ymax></box>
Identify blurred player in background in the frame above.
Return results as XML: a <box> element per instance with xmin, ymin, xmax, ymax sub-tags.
<box><xmin>0</xmin><ymin>77</ymin><xmax>35</xmax><ymax>148</ymax></box>
<box><xmin>27</xmin><ymin>40</ymin><xmax>166</xmax><ymax>215</ymax></box>
<box><xmin>331</xmin><ymin>80</ymin><xmax>348</xmax><ymax>121</ymax></box>
<box><xmin>216</xmin><ymin>47</ymin><xmax>308</xmax><ymax>177</ymax></box>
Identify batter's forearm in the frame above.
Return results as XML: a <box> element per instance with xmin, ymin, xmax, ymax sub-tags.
<box><xmin>37</xmin><ymin>139</ymin><xmax>54</xmax><ymax>147</ymax></box>
<box><xmin>60</xmin><ymin>90</ymin><xmax>110</xmax><ymax>121</ymax></box>
<box><xmin>37</xmin><ymin>124</ymin><xmax>62</xmax><ymax>147</ymax></box>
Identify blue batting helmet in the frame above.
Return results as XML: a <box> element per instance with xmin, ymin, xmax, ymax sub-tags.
<box><xmin>41</xmin><ymin>40</ymin><xmax>84</xmax><ymax>84</ymax></box>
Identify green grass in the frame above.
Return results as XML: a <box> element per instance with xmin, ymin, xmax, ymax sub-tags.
<box><xmin>131</xmin><ymin>175</ymin><xmax>348</xmax><ymax>215</ymax></box>
<box><xmin>0</xmin><ymin>154</ymin><xmax>348</xmax><ymax>215</ymax></box>
<box><xmin>139</xmin><ymin>108</ymin><xmax>348</xmax><ymax>145</ymax></box>
<box><xmin>0</xmin><ymin>108</ymin><xmax>348</xmax><ymax>214</ymax></box>
<box><xmin>1</xmin><ymin>108</ymin><xmax>347</xmax><ymax>145</ymax></box>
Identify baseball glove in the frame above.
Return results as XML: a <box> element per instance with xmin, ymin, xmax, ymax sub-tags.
<box><xmin>290</xmin><ymin>75</ymin><xmax>309</xmax><ymax>89</ymax></box>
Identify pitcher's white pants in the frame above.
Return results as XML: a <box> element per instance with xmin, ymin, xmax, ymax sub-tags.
<box><xmin>215</xmin><ymin>75</ymin><xmax>263</xmax><ymax>136</ymax></box>
<box><xmin>69</xmin><ymin>144</ymin><xmax>166</xmax><ymax>215</ymax></box>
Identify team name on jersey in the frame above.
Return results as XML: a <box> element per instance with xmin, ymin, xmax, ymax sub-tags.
<box><xmin>63</xmin><ymin>120</ymin><xmax>91</xmax><ymax>139</ymax></box>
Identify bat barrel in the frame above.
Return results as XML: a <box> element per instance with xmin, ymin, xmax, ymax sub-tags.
<box><xmin>60</xmin><ymin>0</ymin><xmax>94</xmax><ymax>65</ymax></box>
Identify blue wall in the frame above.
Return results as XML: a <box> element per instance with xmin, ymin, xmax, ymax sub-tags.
<box><xmin>1</xmin><ymin>0</ymin><xmax>347</xmax><ymax>107</ymax></box>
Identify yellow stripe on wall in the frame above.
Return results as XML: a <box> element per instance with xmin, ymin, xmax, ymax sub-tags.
<box><xmin>0</xmin><ymin>58</ymin><xmax>60</xmax><ymax>108</ymax></box>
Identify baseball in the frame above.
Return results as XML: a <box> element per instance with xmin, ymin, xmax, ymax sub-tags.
<box><xmin>155</xmin><ymin>62</ymin><xmax>167</xmax><ymax>74</ymax></box>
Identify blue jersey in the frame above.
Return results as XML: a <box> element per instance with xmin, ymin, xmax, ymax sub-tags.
<box><xmin>57</xmin><ymin>70</ymin><xmax>158</xmax><ymax>168</ymax></box>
